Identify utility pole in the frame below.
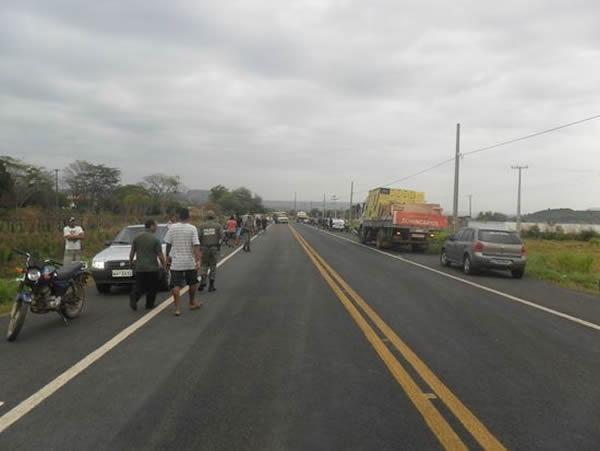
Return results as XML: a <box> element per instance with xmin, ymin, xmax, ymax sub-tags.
<box><xmin>452</xmin><ymin>123</ymin><xmax>461</xmax><ymax>232</ymax></box>
<box><xmin>512</xmin><ymin>165</ymin><xmax>528</xmax><ymax>233</ymax></box>
<box><xmin>322</xmin><ymin>193</ymin><xmax>326</xmax><ymax>218</ymax></box>
<box><xmin>294</xmin><ymin>192</ymin><xmax>297</xmax><ymax>212</ymax></box>
<box><xmin>467</xmin><ymin>194</ymin><xmax>472</xmax><ymax>219</ymax></box>
<box><xmin>331</xmin><ymin>195</ymin><xmax>339</xmax><ymax>219</ymax></box>
<box><xmin>54</xmin><ymin>169</ymin><xmax>59</xmax><ymax>217</ymax></box>
<box><xmin>349</xmin><ymin>180</ymin><xmax>354</xmax><ymax>221</ymax></box>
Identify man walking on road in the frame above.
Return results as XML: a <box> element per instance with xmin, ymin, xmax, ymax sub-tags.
<box><xmin>261</xmin><ymin>215</ymin><xmax>268</xmax><ymax>232</ymax></box>
<box><xmin>242</xmin><ymin>214</ymin><xmax>255</xmax><ymax>252</ymax></box>
<box><xmin>129</xmin><ymin>219</ymin><xmax>166</xmax><ymax>311</ymax></box>
<box><xmin>164</xmin><ymin>208</ymin><xmax>202</xmax><ymax>316</ymax></box>
<box><xmin>198</xmin><ymin>210</ymin><xmax>222</xmax><ymax>292</ymax></box>
<box><xmin>63</xmin><ymin>217</ymin><xmax>84</xmax><ymax>264</ymax></box>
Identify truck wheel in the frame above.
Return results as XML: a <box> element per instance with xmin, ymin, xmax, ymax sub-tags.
<box><xmin>376</xmin><ymin>229</ymin><xmax>391</xmax><ymax>250</ymax></box>
<box><xmin>359</xmin><ymin>227</ymin><xmax>368</xmax><ymax>244</ymax></box>
<box><xmin>511</xmin><ymin>269</ymin><xmax>524</xmax><ymax>279</ymax></box>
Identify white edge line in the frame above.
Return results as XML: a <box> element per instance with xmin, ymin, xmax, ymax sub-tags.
<box><xmin>299</xmin><ymin>225</ymin><xmax>600</xmax><ymax>333</ymax></box>
<box><xmin>0</xmin><ymin>232</ymin><xmax>262</xmax><ymax>434</ymax></box>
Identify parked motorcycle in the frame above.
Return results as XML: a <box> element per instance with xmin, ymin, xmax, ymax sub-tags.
<box><xmin>6</xmin><ymin>249</ymin><xmax>89</xmax><ymax>342</ymax></box>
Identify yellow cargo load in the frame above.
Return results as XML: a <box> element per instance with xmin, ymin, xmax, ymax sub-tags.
<box><xmin>364</xmin><ymin>188</ymin><xmax>426</xmax><ymax>219</ymax></box>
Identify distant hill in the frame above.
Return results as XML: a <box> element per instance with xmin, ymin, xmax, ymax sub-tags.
<box><xmin>522</xmin><ymin>208</ymin><xmax>600</xmax><ymax>224</ymax></box>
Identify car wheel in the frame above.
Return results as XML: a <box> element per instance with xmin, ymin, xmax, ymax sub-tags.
<box><xmin>96</xmin><ymin>283</ymin><xmax>111</xmax><ymax>294</ymax></box>
<box><xmin>511</xmin><ymin>269</ymin><xmax>524</xmax><ymax>279</ymax></box>
<box><xmin>440</xmin><ymin>250</ymin><xmax>451</xmax><ymax>267</ymax></box>
<box><xmin>160</xmin><ymin>269</ymin><xmax>172</xmax><ymax>291</ymax></box>
<box><xmin>463</xmin><ymin>255</ymin><xmax>474</xmax><ymax>275</ymax></box>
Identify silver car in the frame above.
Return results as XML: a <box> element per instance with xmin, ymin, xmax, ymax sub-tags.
<box><xmin>440</xmin><ymin>227</ymin><xmax>527</xmax><ymax>278</ymax></box>
<box><xmin>90</xmin><ymin>224</ymin><xmax>170</xmax><ymax>294</ymax></box>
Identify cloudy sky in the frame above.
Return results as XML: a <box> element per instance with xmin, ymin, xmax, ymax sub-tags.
<box><xmin>1</xmin><ymin>0</ymin><xmax>600</xmax><ymax>214</ymax></box>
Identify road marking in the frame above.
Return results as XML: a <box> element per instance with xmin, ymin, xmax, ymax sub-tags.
<box><xmin>424</xmin><ymin>393</ymin><xmax>438</xmax><ymax>399</ymax></box>
<box><xmin>309</xmin><ymin>226</ymin><xmax>600</xmax><ymax>333</ymax></box>
<box><xmin>291</xmin><ymin>227</ymin><xmax>506</xmax><ymax>451</ymax></box>
<box><xmin>0</xmin><ymin>235</ymin><xmax>259</xmax><ymax>435</ymax></box>
<box><xmin>0</xmin><ymin>402</ymin><xmax>4</xmax><ymax>408</ymax></box>
<box><xmin>291</xmin><ymin>228</ymin><xmax>505</xmax><ymax>450</ymax></box>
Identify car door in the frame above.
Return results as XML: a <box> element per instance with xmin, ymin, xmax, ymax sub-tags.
<box><xmin>447</xmin><ymin>229</ymin><xmax>465</xmax><ymax>262</ymax></box>
<box><xmin>460</xmin><ymin>229</ymin><xmax>475</xmax><ymax>259</ymax></box>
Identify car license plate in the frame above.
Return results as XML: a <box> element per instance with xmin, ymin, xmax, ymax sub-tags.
<box><xmin>411</xmin><ymin>234</ymin><xmax>425</xmax><ymax>238</ymax></box>
<box><xmin>491</xmin><ymin>259</ymin><xmax>511</xmax><ymax>265</ymax></box>
<box><xmin>112</xmin><ymin>269</ymin><xmax>133</xmax><ymax>277</ymax></box>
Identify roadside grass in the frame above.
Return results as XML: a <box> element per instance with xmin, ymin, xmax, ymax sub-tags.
<box><xmin>0</xmin><ymin>225</ymin><xmax>125</xmax><ymax>278</ymax></box>
<box><xmin>524</xmin><ymin>240</ymin><xmax>600</xmax><ymax>293</ymax></box>
<box><xmin>0</xmin><ymin>278</ymin><xmax>19</xmax><ymax>315</ymax></box>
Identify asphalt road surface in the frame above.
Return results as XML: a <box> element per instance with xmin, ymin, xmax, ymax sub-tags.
<box><xmin>1</xmin><ymin>224</ymin><xmax>599</xmax><ymax>450</ymax></box>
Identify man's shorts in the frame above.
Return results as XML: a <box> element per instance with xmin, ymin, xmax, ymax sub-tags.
<box><xmin>170</xmin><ymin>269</ymin><xmax>199</xmax><ymax>289</ymax></box>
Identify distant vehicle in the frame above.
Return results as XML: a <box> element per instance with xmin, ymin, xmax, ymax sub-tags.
<box><xmin>440</xmin><ymin>227</ymin><xmax>527</xmax><ymax>278</ymax></box>
<box><xmin>278</xmin><ymin>216</ymin><xmax>289</xmax><ymax>224</ymax></box>
<box><xmin>331</xmin><ymin>218</ymin><xmax>345</xmax><ymax>231</ymax></box>
<box><xmin>296</xmin><ymin>211</ymin><xmax>309</xmax><ymax>223</ymax></box>
<box><xmin>358</xmin><ymin>188</ymin><xmax>448</xmax><ymax>252</ymax></box>
<box><xmin>90</xmin><ymin>224</ymin><xmax>170</xmax><ymax>294</ymax></box>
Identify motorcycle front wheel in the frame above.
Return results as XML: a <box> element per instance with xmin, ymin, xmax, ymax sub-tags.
<box><xmin>61</xmin><ymin>283</ymin><xmax>85</xmax><ymax>319</ymax></box>
<box><xmin>7</xmin><ymin>299</ymin><xmax>28</xmax><ymax>342</ymax></box>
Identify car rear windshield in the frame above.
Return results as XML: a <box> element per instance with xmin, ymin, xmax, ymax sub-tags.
<box><xmin>478</xmin><ymin>230</ymin><xmax>522</xmax><ymax>244</ymax></box>
<box><xmin>112</xmin><ymin>225</ymin><xmax>168</xmax><ymax>244</ymax></box>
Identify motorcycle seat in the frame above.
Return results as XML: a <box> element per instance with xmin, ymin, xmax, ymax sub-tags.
<box><xmin>56</xmin><ymin>262</ymin><xmax>85</xmax><ymax>280</ymax></box>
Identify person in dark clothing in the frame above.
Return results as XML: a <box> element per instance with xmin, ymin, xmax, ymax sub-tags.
<box><xmin>129</xmin><ymin>219</ymin><xmax>166</xmax><ymax>310</ymax></box>
<box><xmin>261</xmin><ymin>216</ymin><xmax>268</xmax><ymax>231</ymax></box>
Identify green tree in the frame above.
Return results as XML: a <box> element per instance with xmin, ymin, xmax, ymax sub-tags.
<box><xmin>143</xmin><ymin>173</ymin><xmax>183</xmax><ymax>212</ymax></box>
<box><xmin>209</xmin><ymin>185</ymin><xmax>229</xmax><ymax>203</ymax></box>
<box><xmin>1</xmin><ymin>156</ymin><xmax>53</xmax><ymax>208</ymax></box>
<box><xmin>63</xmin><ymin>160</ymin><xmax>121</xmax><ymax>210</ymax></box>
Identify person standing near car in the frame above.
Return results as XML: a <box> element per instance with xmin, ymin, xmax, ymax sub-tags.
<box><xmin>242</xmin><ymin>214</ymin><xmax>255</xmax><ymax>252</ymax></box>
<box><xmin>164</xmin><ymin>208</ymin><xmax>202</xmax><ymax>316</ymax></box>
<box><xmin>63</xmin><ymin>217</ymin><xmax>85</xmax><ymax>264</ymax></box>
<box><xmin>198</xmin><ymin>210</ymin><xmax>222</xmax><ymax>292</ymax></box>
<box><xmin>129</xmin><ymin>219</ymin><xmax>166</xmax><ymax>311</ymax></box>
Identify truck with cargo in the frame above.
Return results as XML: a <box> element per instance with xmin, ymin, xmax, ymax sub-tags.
<box><xmin>358</xmin><ymin>188</ymin><xmax>448</xmax><ymax>251</ymax></box>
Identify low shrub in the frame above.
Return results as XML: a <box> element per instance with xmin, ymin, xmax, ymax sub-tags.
<box><xmin>556</xmin><ymin>253</ymin><xmax>594</xmax><ymax>274</ymax></box>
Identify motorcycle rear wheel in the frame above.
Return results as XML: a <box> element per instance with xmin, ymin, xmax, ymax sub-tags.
<box><xmin>62</xmin><ymin>283</ymin><xmax>85</xmax><ymax>319</ymax></box>
<box><xmin>7</xmin><ymin>300</ymin><xmax>28</xmax><ymax>342</ymax></box>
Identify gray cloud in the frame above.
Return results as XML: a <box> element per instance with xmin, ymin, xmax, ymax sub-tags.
<box><xmin>1</xmin><ymin>0</ymin><xmax>600</xmax><ymax>214</ymax></box>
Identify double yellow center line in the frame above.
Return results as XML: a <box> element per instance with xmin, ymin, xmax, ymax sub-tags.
<box><xmin>290</xmin><ymin>226</ymin><xmax>505</xmax><ymax>451</ymax></box>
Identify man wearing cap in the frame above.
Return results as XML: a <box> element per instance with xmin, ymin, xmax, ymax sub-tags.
<box><xmin>197</xmin><ymin>210</ymin><xmax>222</xmax><ymax>292</ymax></box>
<box><xmin>63</xmin><ymin>217</ymin><xmax>85</xmax><ymax>264</ymax></box>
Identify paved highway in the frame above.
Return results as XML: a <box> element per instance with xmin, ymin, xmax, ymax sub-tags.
<box><xmin>1</xmin><ymin>224</ymin><xmax>599</xmax><ymax>450</ymax></box>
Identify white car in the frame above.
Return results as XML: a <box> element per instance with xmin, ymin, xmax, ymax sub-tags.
<box><xmin>278</xmin><ymin>216</ymin><xmax>289</xmax><ymax>224</ymax></box>
<box><xmin>331</xmin><ymin>218</ymin><xmax>346</xmax><ymax>230</ymax></box>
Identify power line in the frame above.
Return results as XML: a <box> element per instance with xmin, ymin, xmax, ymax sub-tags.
<box><xmin>354</xmin><ymin>112</ymin><xmax>600</xmax><ymax>196</ymax></box>
<box><xmin>463</xmin><ymin>113</ymin><xmax>600</xmax><ymax>157</ymax></box>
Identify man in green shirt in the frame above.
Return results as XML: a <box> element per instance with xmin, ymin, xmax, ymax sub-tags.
<box><xmin>198</xmin><ymin>210</ymin><xmax>222</xmax><ymax>292</ymax></box>
<box><xmin>129</xmin><ymin>219</ymin><xmax>166</xmax><ymax>311</ymax></box>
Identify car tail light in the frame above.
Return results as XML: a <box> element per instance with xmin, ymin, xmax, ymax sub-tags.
<box><xmin>521</xmin><ymin>245</ymin><xmax>527</xmax><ymax>255</ymax></box>
<box><xmin>473</xmin><ymin>241</ymin><xmax>484</xmax><ymax>252</ymax></box>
